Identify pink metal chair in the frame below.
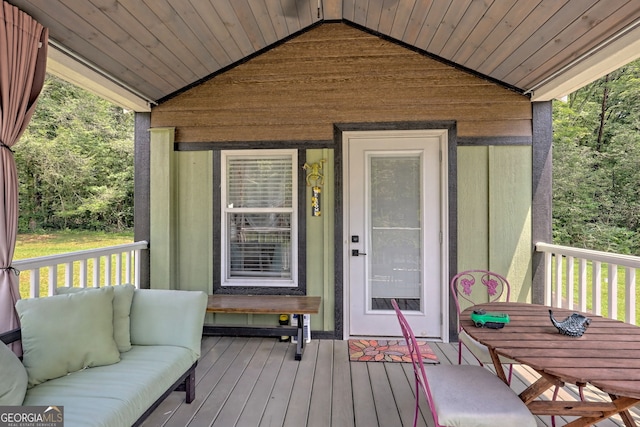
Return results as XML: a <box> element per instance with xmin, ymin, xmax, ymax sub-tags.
<box><xmin>391</xmin><ymin>299</ymin><xmax>536</xmax><ymax>427</ymax></box>
<box><xmin>450</xmin><ymin>269</ymin><xmax>518</xmax><ymax>383</ymax></box>
<box><xmin>450</xmin><ymin>270</ymin><xmax>566</xmax><ymax>427</ymax></box>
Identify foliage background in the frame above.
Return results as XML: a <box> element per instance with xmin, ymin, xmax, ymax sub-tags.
<box><xmin>552</xmin><ymin>59</ymin><xmax>640</xmax><ymax>255</ymax></box>
<box><xmin>15</xmin><ymin>75</ymin><xmax>134</xmax><ymax>233</ymax></box>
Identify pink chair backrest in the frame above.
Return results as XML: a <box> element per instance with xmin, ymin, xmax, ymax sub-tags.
<box><xmin>450</xmin><ymin>269</ymin><xmax>511</xmax><ymax>318</ymax></box>
<box><xmin>391</xmin><ymin>298</ymin><xmax>440</xmax><ymax>426</ymax></box>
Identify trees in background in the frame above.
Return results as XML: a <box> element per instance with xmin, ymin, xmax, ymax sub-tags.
<box><xmin>553</xmin><ymin>59</ymin><xmax>640</xmax><ymax>254</ymax></box>
<box><xmin>15</xmin><ymin>75</ymin><xmax>134</xmax><ymax>232</ymax></box>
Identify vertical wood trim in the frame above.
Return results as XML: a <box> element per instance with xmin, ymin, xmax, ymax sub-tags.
<box><xmin>532</xmin><ymin>101</ymin><xmax>553</xmax><ymax>304</ymax></box>
<box><xmin>134</xmin><ymin>112</ymin><xmax>151</xmax><ymax>289</ymax></box>
<box><xmin>322</xmin><ymin>148</ymin><xmax>334</xmax><ymax>331</ymax></box>
<box><xmin>149</xmin><ymin>127</ymin><xmax>176</xmax><ymax>289</ymax></box>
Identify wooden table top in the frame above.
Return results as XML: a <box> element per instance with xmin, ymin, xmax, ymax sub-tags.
<box><xmin>206</xmin><ymin>294</ymin><xmax>322</xmax><ymax>315</ymax></box>
<box><xmin>461</xmin><ymin>302</ymin><xmax>640</xmax><ymax>399</ymax></box>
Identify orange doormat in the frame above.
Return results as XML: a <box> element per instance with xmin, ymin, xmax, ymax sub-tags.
<box><xmin>348</xmin><ymin>339</ymin><xmax>439</xmax><ymax>363</ymax></box>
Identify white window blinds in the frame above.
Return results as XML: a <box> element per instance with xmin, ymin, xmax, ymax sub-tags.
<box><xmin>222</xmin><ymin>151</ymin><xmax>297</xmax><ymax>286</ymax></box>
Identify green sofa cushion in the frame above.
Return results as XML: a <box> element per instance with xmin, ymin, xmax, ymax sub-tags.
<box><xmin>56</xmin><ymin>284</ymin><xmax>135</xmax><ymax>352</ymax></box>
<box><xmin>16</xmin><ymin>287</ymin><xmax>120</xmax><ymax>388</ymax></box>
<box><xmin>22</xmin><ymin>345</ymin><xmax>196</xmax><ymax>427</ymax></box>
<box><xmin>0</xmin><ymin>342</ymin><xmax>28</xmax><ymax>405</ymax></box>
<box><xmin>130</xmin><ymin>289</ymin><xmax>207</xmax><ymax>357</ymax></box>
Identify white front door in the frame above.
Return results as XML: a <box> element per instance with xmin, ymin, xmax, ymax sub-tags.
<box><xmin>344</xmin><ymin>130</ymin><xmax>448</xmax><ymax>339</ymax></box>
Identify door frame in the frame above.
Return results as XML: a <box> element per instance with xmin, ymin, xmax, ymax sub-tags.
<box><xmin>339</xmin><ymin>126</ymin><xmax>455</xmax><ymax>341</ymax></box>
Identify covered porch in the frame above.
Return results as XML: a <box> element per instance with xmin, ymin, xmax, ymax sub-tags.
<box><xmin>141</xmin><ymin>336</ymin><xmax>640</xmax><ymax>427</ymax></box>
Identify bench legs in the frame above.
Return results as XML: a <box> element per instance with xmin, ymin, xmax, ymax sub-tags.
<box><xmin>295</xmin><ymin>313</ymin><xmax>305</xmax><ymax>360</ymax></box>
<box><xmin>185</xmin><ymin>366</ymin><xmax>196</xmax><ymax>403</ymax></box>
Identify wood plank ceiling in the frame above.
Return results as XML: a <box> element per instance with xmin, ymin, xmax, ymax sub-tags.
<box><xmin>7</xmin><ymin>0</ymin><xmax>640</xmax><ymax>111</ymax></box>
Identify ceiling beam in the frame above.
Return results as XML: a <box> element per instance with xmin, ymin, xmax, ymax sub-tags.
<box><xmin>46</xmin><ymin>44</ymin><xmax>152</xmax><ymax>112</ymax></box>
<box><xmin>531</xmin><ymin>24</ymin><xmax>640</xmax><ymax>101</ymax></box>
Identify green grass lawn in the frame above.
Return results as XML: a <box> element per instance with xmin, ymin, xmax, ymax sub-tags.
<box><xmin>15</xmin><ymin>230</ymin><xmax>134</xmax><ymax>298</ymax></box>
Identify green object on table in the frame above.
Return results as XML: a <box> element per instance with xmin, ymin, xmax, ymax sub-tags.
<box><xmin>470</xmin><ymin>309</ymin><xmax>510</xmax><ymax>328</ymax></box>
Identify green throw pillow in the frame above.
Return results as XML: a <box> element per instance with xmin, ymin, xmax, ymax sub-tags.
<box><xmin>0</xmin><ymin>342</ymin><xmax>27</xmax><ymax>405</ymax></box>
<box><xmin>56</xmin><ymin>284</ymin><xmax>135</xmax><ymax>352</ymax></box>
<box><xmin>16</xmin><ymin>287</ymin><xmax>120</xmax><ymax>388</ymax></box>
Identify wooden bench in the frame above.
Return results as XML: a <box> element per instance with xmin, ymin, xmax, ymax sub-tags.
<box><xmin>203</xmin><ymin>294</ymin><xmax>322</xmax><ymax>360</ymax></box>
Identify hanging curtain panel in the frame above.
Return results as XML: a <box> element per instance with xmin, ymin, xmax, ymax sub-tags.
<box><xmin>0</xmin><ymin>1</ymin><xmax>48</xmax><ymax>355</ymax></box>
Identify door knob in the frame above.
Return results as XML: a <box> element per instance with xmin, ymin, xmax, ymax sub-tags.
<box><xmin>351</xmin><ymin>249</ymin><xmax>367</xmax><ymax>256</ymax></box>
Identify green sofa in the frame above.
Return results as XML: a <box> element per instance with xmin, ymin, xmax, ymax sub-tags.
<box><xmin>0</xmin><ymin>287</ymin><xmax>208</xmax><ymax>427</ymax></box>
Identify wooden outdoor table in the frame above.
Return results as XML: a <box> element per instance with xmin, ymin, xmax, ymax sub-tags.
<box><xmin>461</xmin><ymin>302</ymin><xmax>640</xmax><ymax>427</ymax></box>
<box><xmin>204</xmin><ymin>294</ymin><xmax>321</xmax><ymax>360</ymax></box>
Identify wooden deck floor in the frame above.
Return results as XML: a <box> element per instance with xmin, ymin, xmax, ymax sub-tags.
<box><xmin>142</xmin><ymin>336</ymin><xmax>640</xmax><ymax>427</ymax></box>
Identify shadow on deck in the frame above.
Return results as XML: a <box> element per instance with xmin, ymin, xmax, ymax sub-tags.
<box><xmin>142</xmin><ymin>337</ymin><xmax>640</xmax><ymax>427</ymax></box>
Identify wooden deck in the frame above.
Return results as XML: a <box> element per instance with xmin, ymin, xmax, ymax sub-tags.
<box><xmin>142</xmin><ymin>337</ymin><xmax>640</xmax><ymax>427</ymax></box>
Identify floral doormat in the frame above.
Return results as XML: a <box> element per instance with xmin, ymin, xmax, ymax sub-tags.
<box><xmin>348</xmin><ymin>339</ymin><xmax>439</xmax><ymax>363</ymax></box>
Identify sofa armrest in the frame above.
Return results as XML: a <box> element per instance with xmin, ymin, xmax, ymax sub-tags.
<box><xmin>130</xmin><ymin>289</ymin><xmax>207</xmax><ymax>356</ymax></box>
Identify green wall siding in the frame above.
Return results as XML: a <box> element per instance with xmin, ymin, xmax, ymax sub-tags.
<box><xmin>150</xmin><ymin>140</ymin><xmax>337</xmax><ymax>331</ymax></box>
<box><xmin>457</xmin><ymin>146</ymin><xmax>532</xmax><ymax>303</ymax></box>
<box><xmin>175</xmin><ymin>151</ymin><xmax>213</xmax><ymax>296</ymax></box>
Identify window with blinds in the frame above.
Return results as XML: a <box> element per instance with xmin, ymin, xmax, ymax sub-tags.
<box><xmin>221</xmin><ymin>150</ymin><xmax>297</xmax><ymax>286</ymax></box>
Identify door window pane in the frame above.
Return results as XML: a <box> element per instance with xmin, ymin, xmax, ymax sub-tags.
<box><xmin>369</xmin><ymin>155</ymin><xmax>422</xmax><ymax>310</ymax></box>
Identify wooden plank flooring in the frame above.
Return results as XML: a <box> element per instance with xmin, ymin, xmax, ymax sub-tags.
<box><xmin>142</xmin><ymin>337</ymin><xmax>640</xmax><ymax>427</ymax></box>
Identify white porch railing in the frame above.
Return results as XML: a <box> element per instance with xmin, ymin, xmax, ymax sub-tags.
<box><xmin>536</xmin><ymin>242</ymin><xmax>639</xmax><ymax>325</ymax></box>
<box><xmin>13</xmin><ymin>241</ymin><xmax>148</xmax><ymax>299</ymax></box>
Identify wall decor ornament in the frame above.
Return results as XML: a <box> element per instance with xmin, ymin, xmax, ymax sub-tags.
<box><xmin>303</xmin><ymin>159</ymin><xmax>326</xmax><ymax>217</ymax></box>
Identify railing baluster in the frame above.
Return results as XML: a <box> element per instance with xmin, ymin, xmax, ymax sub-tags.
<box><xmin>105</xmin><ymin>255</ymin><xmax>112</xmax><ymax>286</ymax></box>
<box><xmin>65</xmin><ymin>262</ymin><xmax>73</xmax><ymax>287</ymax></box>
<box><xmin>566</xmin><ymin>255</ymin><xmax>574</xmax><ymax>310</ymax></box>
<box><xmin>115</xmin><ymin>254</ymin><xmax>122</xmax><ymax>286</ymax></box>
<box><xmin>92</xmin><ymin>256</ymin><xmax>100</xmax><ymax>287</ymax></box>
<box><xmin>626</xmin><ymin>267</ymin><xmax>636</xmax><ymax>325</ymax></box>
<box><xmin>608</xmin><ymin>263</ymin><xmax>618</xmax><ymax>319</ymax></box>
<box><xmin>125</xmin><ymin>251</ymin><xmax>132</xmax><ymax>284</ymax></box>
<box><xmin>578</xmin><ymin>258</ymin><xmax>587</xmax><ymax>312</ymax></box>
<box><xmin>593</xmin><ymin>261</ymin><xmax>602</xmax><ymax>315</ymax></box>
<box><xmin>80</xmin><ymin>260</ymin><xmax>88</xmax><ymax>287</ymax></box>
<box><xmin>48</xmin><ymin>265</ymin><xmax>57</xmax><ymax>296</ymax></box>
<box><xmin>554</xmin><ymin>253</ymin><xmax>563</xmax><ymax>307</ymax></box>
<box><xmin>30</xmin><ymin>269</ymin><xmax>40</xmax><ymax>298</ymax></box>
<box><xmin>544</xmin><ymin>251</ymin><xmax>552</xmax><ymax>306</ymax></box>
<box><xmin>134</xmin><ymin>249</ymin><xmax>140</xmax><ymax>289</ymax></box>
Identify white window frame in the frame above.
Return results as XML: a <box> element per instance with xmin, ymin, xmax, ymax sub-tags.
<box><xmin>220</xmin><ymin>149</ymin><xmax>298</xmax><ymax>287</ymax></box>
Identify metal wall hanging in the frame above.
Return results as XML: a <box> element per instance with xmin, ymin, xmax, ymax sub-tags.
<box><xmin>303</xmin><ymin>159</ymin><xmax>326</xmax><ymax>217</ymax></box>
